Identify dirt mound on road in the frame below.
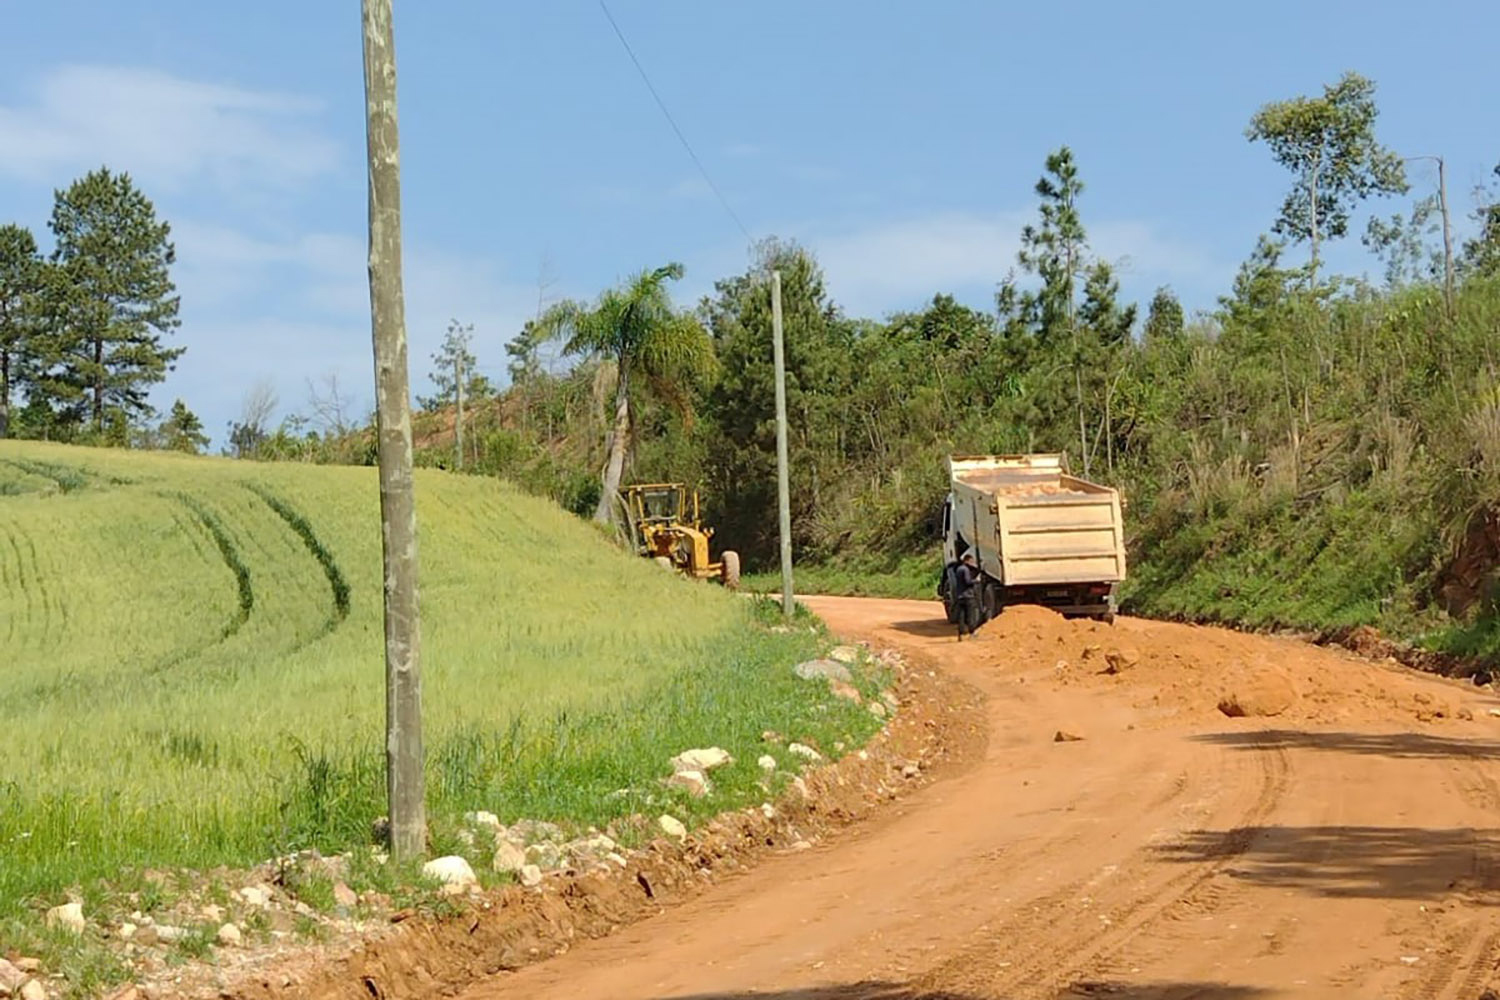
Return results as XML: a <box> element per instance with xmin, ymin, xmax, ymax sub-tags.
<box><xmin>965</xmin><ymin>604</ymin><xmax>1477</xmax><ymax>727</ymax></box>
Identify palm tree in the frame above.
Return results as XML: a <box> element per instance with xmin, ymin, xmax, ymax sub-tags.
<box><xmin>539</xmin><ymin>263</ymin><xmax>715</xmax><ymax>523</ymax></box>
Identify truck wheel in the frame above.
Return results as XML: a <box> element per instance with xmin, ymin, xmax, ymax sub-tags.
<box><xmin>720</xmin><ymin>551</ymin><xmax>741</xmax><ymax>590</ymax></box>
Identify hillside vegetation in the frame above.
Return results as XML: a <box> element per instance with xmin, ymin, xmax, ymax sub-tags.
<box><xmin>0</xmin><ymin>441</ymin><xmax>876</xmax><ymax>931</ymax></box>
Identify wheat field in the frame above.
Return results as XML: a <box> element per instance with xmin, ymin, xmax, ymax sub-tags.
<box><xmin>0</xmin><ymin>441</ymin><xmax>867</xmax><ymax>916</ymax></box>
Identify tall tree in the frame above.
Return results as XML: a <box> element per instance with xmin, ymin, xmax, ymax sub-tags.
<box><xmin>1142</xmin><ymin>287</ymin><xmax>1185</xmax><ymax>343</ymax></box>
<box><xmin>46</xmin><ymin>168</ymin><xmax>182</xmax><ymax>431</ymax></box>
<box><xmin>0</xmin><ymin>224</ymin><xmax>43</xmax><ymax>438</ymax></box>
<box><xmin>538</xmin><ymin>262</ymin><xmax>714</xmax><ymax>523</ymax></box>
<box><xmin>1246</xmin><ymin>71</ymin><xmax>1407</xmax><ymax>280</ymax></box>
<box><xmin>159</xmin><ymin>398</ymin><xmax>208</xmax><ymax>453</ymax></box>
<box><xmin>1017</xmin><ymin>147</ymin><xmax>1088</xmax><ymax>342</ymax></box>
<box><xmin>1015</xmin><ymin>147</ymin><xmax>1099</xmax><ymax>470</ymax></box>
<box><xmin>419</xmin><ymin>319</ymin><xmax>489</xmax><ymax>410</ymax></box>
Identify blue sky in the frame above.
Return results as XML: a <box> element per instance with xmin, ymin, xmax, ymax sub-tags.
<box><xmin>1</xmin><ymin>1</ymin><xmax>1496</xmax><ymax>440</ymax></box>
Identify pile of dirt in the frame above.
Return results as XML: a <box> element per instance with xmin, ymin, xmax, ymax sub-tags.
<box><xmin>963</xmin><ymin>605</ymin><xmax>1480</xmax><ymax>728</ymax></box>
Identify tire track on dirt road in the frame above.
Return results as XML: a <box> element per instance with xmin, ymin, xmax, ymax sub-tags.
<box><xmin>909</xmin><ymin>739</ymin><xmax>1292</xmax><ymax>998</ymax></box>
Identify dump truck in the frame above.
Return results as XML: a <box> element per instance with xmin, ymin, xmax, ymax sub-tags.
<box><xmin>938</xmin><ymin>454</ymin><xmax>1126</xmax><ymax>626</ymax></box>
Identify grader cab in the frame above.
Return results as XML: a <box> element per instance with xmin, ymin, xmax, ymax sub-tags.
<box><xmin>621</xmin><ymin>483</ymin><xmax>740</xmax><ymax>589</ymax></box>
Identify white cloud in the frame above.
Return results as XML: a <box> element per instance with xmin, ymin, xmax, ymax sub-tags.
<box><xmin>0</xmin><ymin>65</ymin><xmax>340</xmax><ymax>192</ymax></box>
<box><xmin>164</xmin><ymin>221</ymin><xmax>546</xmax><ymax>437</ymax></box>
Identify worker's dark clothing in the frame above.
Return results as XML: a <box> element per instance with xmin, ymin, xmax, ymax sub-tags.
<box><xmin>954</xmin><ymin>561</ymin><xmax>983</xmax><ymax>638</ymax></box>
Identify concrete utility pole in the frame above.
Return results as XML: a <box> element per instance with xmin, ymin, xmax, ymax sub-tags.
<box><xmin>454</xmin><ymin>352</ymin><xmax>465</xmax><ymax>471</ymax></box>
<box><xmin>361</xmin><ymin>0</ymin><xmax>425</xmax><ymax>862</ymax></box>
<box><xmin>771</xmin><ymin>270</ymin><xmax>794</xmax><ymax>619</ymax></box>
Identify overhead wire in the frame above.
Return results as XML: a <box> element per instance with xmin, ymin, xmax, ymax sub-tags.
<box><xmin>596</xmin><ymin>0</ymin><xmax>755</xmax><ymax>245</ymax></box>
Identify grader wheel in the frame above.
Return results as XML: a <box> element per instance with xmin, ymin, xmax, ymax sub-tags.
<box><xmin>721</xmin><ymin>550</ymin><xmax>741</xmax><ymax>590</ymax></box>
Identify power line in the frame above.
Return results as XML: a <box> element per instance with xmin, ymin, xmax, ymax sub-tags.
<box><xmin>596</xmin><ymin>0</ymin><xmax>754</xmax><ymax>244</ymax></box>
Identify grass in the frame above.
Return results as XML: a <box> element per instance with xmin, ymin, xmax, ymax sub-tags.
<box><xmin>743</xmin><ymin>552</ymin><xmax>938</xmax><ymax>601</ymax></box>
<box><xmin>0</xmin><ymin>440</ymin><xmax>881</xmax><ymax>979</ymax></box>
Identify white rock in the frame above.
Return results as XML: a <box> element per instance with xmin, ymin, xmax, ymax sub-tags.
<box><xmin>421</xmin><ymin>855</ymin><xmax>478</xmax><ymax>889</ymax></box>
<box><xmin>670</xmin><ymin>747</ymin><xmax>733</xmax><ymax>773</ymax></box>
<box><xmin>519</xmin><ymin>864</ymin><xmax>543</xmax><ymax>888</ymax></box>
<box><xmin>216</xmin><ymin>923</ymin><xmax>242</xmax><ymax>948</ymax></box>
<box><xmin>492</xmin><ymin>840</ymin><xmax>527</xmax><ymax>873</ymax></box>
<box><xmin>880</xmin><ymin>690</ymin><xmax>900</xmax><ymax>709</ymax></box>
<box><xmin>44</xmin><ymin>902</ymin><xmax>84</xmax><ymax>934</ymax></box>
<box><xmin>757</xmin><ymin>754</ymin><xmax>777</xmax><ymax>772</ymax></box>
<box><xmin>658</xmin><ymin>814</ymin><xmax>688</xmax><ymax>840</ymax></box>
<box><xmin>200</xmin><ymin>904</ymin><xmax>224</xmax><ymax>923</ymax></box>
<box><xmin>788</xmin><ymin>742</ymin><xmax>823</xmax><ymax>762</ymax></box>
<box><xmin>239</xmin><ymin>885</ymin><xmax>273</xmax><ymax>908</ymax></box>
<box><xmin>0</xmin><ymin>959</ymin><xmax>25</xmax><ymax>994</ymax></box>
<box><xmin>154</xmin><ymin>925</ymin><xmax>186</xmax><ymax>944</ymax></box>
<box><xmin>456</xmin><ymin>828</ymin><xmax>477</xmax><ymax>848</ymax></box>
<box><xmin>117</xmin><ymin>922</ymin><xmax>137</xmax><ymax>941</ymax></box>
<box><xmin>868</xmin><ymin>701</ymin><xmax>888</xmax><ymax>718</ymax></box>
<box><xmin>667</xmin><ymin>769</ymin><xmax>712</xmax><ymax>797</ymax></box>
<box><xmin>465</xmin><ymin>810</ymin><xmax>502</xmax><ymax>831</ymax></box>
<box><xmin>828</xmin><ymin>645</ymin><xmax>861</xmax><ymax>664</ymax></box>
<box><xmin>794</xmin><ymin>658</ymin><xmax>853</xmax><ymax>683</ymax></box>
<box><xmin>19</xmin><ymin>980</ymin><xmax>45</xmax><ymax>1000</ymax></box>
<box><xmin>760</xmin><ymin>803</ymin><xmax>776</xmax><ymax>819</ymax></box>
<box><xmin>790</xmin><ymin>776</ymin><xmax>810</xmax><ymax>799</ymax></box>
<box><xmin>606</xmin><ymin>852</ymin><xmax>628</xmax><ymax>868</ymax></box>
<box><xmin>525</xmin><ymin>842</ymin><xmax>563</xmax><ymax>869</ymax></box>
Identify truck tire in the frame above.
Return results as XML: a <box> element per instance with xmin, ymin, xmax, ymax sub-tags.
<box><xmin>720</xmin><ymin>551</ymin><xmax>741</xmax><ymax>590</ymax></box>
<box><xmin>938</xmin><ymin>567</ymin><xmax>960</xmax><ymax>623</ymax></box>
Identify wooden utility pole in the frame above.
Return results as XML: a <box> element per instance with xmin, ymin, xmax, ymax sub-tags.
<box><xmin>771</xmin><ymin>270</ymin><xmax>794</xmax><ymax>618</ymax></box>
<box><xmin>454</xmin><ymin>352</ymin><xmax>465</xmax><ymax>471</ymax></box>
<box><xmin>361</xmin><ymin>0</ymin><xmax>425</xmax><ymax>862</ymax></box>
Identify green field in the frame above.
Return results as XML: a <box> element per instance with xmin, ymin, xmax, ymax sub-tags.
<box><xmin>0</xmin><ymin>441</ymin><xmax>876</xmax><ymax>943</ymax></box>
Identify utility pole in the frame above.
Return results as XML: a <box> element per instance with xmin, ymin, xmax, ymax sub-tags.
<box><xmin>1405</xmin><ymin>154</ymin><xmax>1456</xmax><ymax>319</ymax></box>
<box><xmin>1438</xmin><ymin>156</ymin><xmax>1456</xmax><ymax>320</ymax></box>
<box><xmin>454</xmin><ymin>352</ymin><xmax>465</xmax><ymax>471</ymax></box>
<box><xmin>361</xmin><ymin>0</ymin><xmax>425</xmax><ymax>862</ymax></box>
<box><xmin>771</xmin><ymin>270</ymin><xmax>794</xmax><ymax>619</ymax></box>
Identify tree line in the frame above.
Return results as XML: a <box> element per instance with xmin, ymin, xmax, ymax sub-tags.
<box><xmin>422</xmin><ymin>71</ymin><xmax>1500</xmax><ymax>642</ymax></box>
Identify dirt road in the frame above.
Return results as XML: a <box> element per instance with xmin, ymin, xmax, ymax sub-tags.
<box><xmin>460</xmin><ymin>597</ymin><xmax>1500</xmax><ymax>999</ymax></box>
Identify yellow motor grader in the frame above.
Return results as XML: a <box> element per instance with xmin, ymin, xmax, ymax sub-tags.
<box><xmin>620</xmin><ymin>482</ymin><xmax>740</xmax><ymax>589</ymax></box>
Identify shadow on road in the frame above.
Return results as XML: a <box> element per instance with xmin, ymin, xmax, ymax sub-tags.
<box><xmin>662</xmin><ymin>982</ymin><xmax>1266</xmax><ymax>999</ymax></box>
<box><xmin>1193</xmin><ymin>729</ymin><xmax>1500</xmax><ymax>760</ymax></box>
<box><xmin>889</xmin><ymin>619</ymin><xmax>958</xmax><ymax>639</ymax></box>
<box><xmin>1154</xmin><ymin>824</ymin><xmax>1500</xmax><ymax>900</ymax></box>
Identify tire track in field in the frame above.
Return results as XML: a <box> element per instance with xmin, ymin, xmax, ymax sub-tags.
<box><xmin>243</xmin><ymin>483</ymin><xmax>350</xmax><ymax>635</ymax></box>
<box><xmin>170</xmin><ymin>493</ymin><xmax>254</xmax><ymax>640</ymax></box>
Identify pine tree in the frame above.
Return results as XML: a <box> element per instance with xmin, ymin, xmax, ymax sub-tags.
<box><xmin>46</xmin><ymin>167</ymin><xmax>182</xmax><ymax>432</ymax></box>
<box><xmin>159</xmin><ymin>398</ymin><xmax>208</xmax><ymax>453</ymax></box>
<box><xmin>1142</xmin><ymin>287</ymin><xmax>1185</xmax><ymax>343</ymax></box>
<box><xmin>0</xmin><ymin>224</ymin><xmax>43</xmax><ymax>438</ymax></box>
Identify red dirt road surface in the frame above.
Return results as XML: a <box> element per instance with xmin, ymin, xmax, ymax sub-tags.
<box><xmin>460</xmin><ymin>597</ymin><xmax>1500</xmax><ymax>999</ymax></box>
